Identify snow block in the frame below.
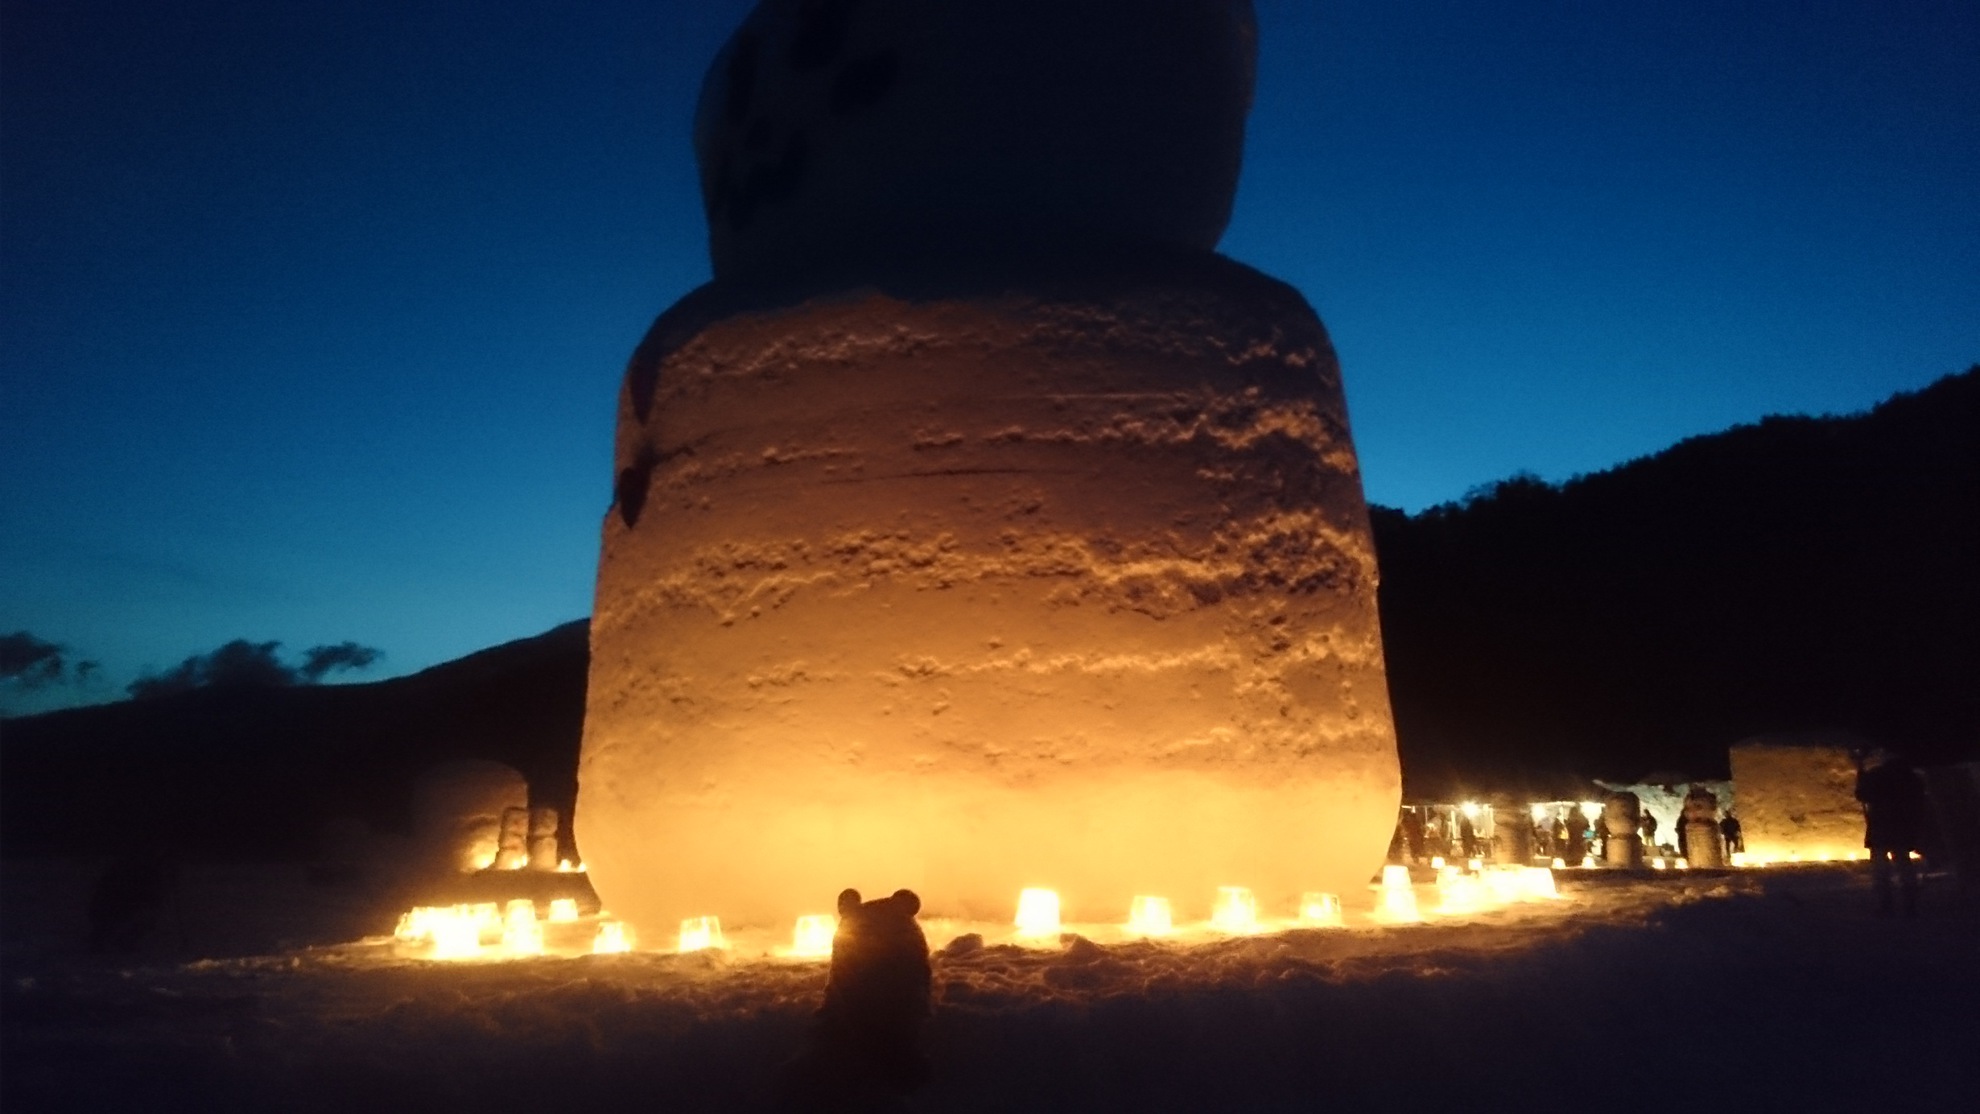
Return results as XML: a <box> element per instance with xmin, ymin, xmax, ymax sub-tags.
<box><xmin>1729</xmin><ymin>741</ymin><xmax>1863</xmax><ymax>862</ymax></box>
<box><xmin>577</xmin><ymin>254</ymin><xmax>1402</xmax><ymax>934</ymax></box>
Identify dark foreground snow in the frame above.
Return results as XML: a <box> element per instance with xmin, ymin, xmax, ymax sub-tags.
<box><xmin>4</xmin><ymin>863</ymin><xmax>1975</xmax><ymax>1113</ymax></box>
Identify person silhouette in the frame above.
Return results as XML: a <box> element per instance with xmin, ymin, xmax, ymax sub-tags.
<box><xmin>1855</xmin><ymin>751</ymin><xmax>1928</xmax><ymax>916</ymax></box>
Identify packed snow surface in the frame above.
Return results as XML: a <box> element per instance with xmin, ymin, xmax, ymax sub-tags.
<box><xmin>5</xmin><ymin>862</ymin><xmax>1975</xmax><ymax>1112</ymax></box>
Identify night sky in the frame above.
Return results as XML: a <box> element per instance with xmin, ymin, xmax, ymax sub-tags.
<box><xmin>4</xmin><ymin>0</ymin><xmax>1976</xmax><ymax>713</ymax></box>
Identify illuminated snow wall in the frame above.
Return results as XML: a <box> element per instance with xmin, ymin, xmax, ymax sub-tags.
<box><xmin>575</xmin><ymin>0</ymin><xmax>1401</xmax><ymax>936</ymax></box>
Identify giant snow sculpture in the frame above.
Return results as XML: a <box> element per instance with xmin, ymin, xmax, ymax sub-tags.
<box><xmin>576</xmin><ymin>0</ymin><xmax>1403</xmax><ymax>936</ymax></box>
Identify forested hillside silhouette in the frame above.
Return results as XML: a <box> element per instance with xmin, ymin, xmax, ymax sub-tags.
<box><xmin>1373</xmin><ymin>366</ymin><xmax>1978</xmax><ymax>795</ymax></box>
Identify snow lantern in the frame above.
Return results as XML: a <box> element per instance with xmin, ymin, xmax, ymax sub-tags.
<box><xmin>576</xmin><ymin>0</ymin><xmax>1401</xmax><ymax>938</ymax></box>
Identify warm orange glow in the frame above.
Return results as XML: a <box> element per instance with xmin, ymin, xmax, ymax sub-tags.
<box><xmin>1579</xmin><ymin>801</ymin><xmax>1603</xmax><ymax>823</ymax></box>
<box><xmin>1437</xmin><ymin>872</ymin><xmax>1486</xmax><ymax>915</ymax></box>
<box><xmin>678</xmin><ymin>915</ymin><xmax>726</xmax><ymax>953</ymax></box>
<box><xmin>1376</xmin><ymin>865</ymin><xmax>1421</xmax><ymax>923</ymax></box>
<box><xmin>548</xmin><ymin>898</ymin><xmax>580</xmax><ymax>923</ymax></box>
<box><xmin>1522</xmin><ymin>867</ymin><xmax>1559</xmax><ymax>900</ymax></box>
<box><xmin>1014</xmin><ymin>888</ymin><xmax>1062</xmax><ymax>938</ymax></box>
<box><xmin>1126</xmin><ymin>895</ymin><xmax>1174</xmax><ymax>936</ymax></box>
<box><xmin>1466</xmin><ymin>857</ymin><xmax>1483</xmax><ymax>873</ymax></box>
<box><xmin>1675</xmin><ymin>857</ymin><xmax>1691</xmax><ymax>870</ymax></box>
<box><xmin>1580</xmin><ymin>855</ymin><xmax>1597</xmax><ymax>869</ymax></box>
<box><xmin>556</xmin><ymin>859</ymin><xmax>586</xmax><ymax>873</ymax></box>
<box><xmin>1298</xmin><ymin>891</ymin><xmax>1343</xmax><ymax>927</ymax></box>
<box><xmin>1530</xmin><ymin>803</ymin><xmax>1551</xmax><ymax>824</ymax></box>
<box><xmin>1429</xmin><ymin>856</ymin><xmax>1446</xmax><ymax>870</ymax></box>
<box><xmin>432</xmin><ymin>907</ymin><xmax>483</xmax><ymax>959</ymax></box>
<box><xmin>1551</xmin><ymin>857</ymin><xmax>1567</xmax><ymax>870</ymax></box>
<box><xmin>1482</xmin><ymin>866</ymin><xmax>1524</xmax><ymax>905</ymax></box>
<box><xmin>1211</xmin><ymin>886</ymin><xmax>1260</xmax><ymax>934</ymax></box>
<box><xmin>501</xmin><ymin>899</ymin><xmax>544</xmax><ymax>955</ymax></box>
<box><xmin>1651</xmin><ymin>857</ymin><xmax>1668</xmax><ymax>870</ymax></box>
<box><xmin>790</xmin><ymin>914</ymin><xmax>837</xmax><ymax>958</ymax></box>
<box><xmin>593</xmin><ymin>920</ymin><xmax>633</xmax><ymax>954</ymax></box>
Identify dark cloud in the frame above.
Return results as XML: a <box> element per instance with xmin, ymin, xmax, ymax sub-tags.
<box><xmin>0</xmin><ymin>631</ymin><xmax>99</xmax><ymax>689</ymax></box>
<box><xmin>128</xmin><ymin>638</ymin><xmax>384</xmax><ymax>699</ymax></box>
<box><xmin>298</xmin><ymin>641</ymin><xmax>383</xmax><ymax>682</ymax></box>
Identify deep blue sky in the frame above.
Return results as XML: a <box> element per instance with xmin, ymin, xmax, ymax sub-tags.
<box><xmin>4</xmin><ymin>0</ymin><xmax>1976</xmax><ymax>714</ymax></box>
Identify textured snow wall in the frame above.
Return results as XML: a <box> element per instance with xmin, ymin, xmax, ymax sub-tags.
<box><xmin>1728</xmin><ymin>743</ymin><xmax>1864</xmax><ymax>861</ymax></box>
<box><xmin>578</xmin><ymin>254</ymin><xmax>1402</xmax><ymax>935</ymax></box>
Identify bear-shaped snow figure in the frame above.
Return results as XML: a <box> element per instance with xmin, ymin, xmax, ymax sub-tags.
<box><xmin>780</xmin><ymin>888</ymin><xmax>933</xmax><ymax>1107</ymax></box>
<box><xmin>696</xmin><ymin>0</ymin><xmax>1257</xmax><ymax>280</ymax></box>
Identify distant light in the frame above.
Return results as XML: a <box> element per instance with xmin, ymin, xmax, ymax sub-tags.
<box><xmin>501</xmin><ymin>899</ymin><xmax>543</xmax><ymax>955</ymax></box>
<box><xmin>1429</xmin><ymin>856</ymin><xmax>1446</xmax><ymax>870</ymax></box>
<box><xmin>1522</xmin><ymin>867</ymin><xmax>1559</xmax><ymax>900</ymax></box>
<box><xmin>593</xmin><ymin>920</ymin><xmax>633</xmax><ymax>954</ymax></box>
<box><xmin>1651</xmin><ymin>858</ymin><xmax>1667</xmax><ymax>870</ymax></box>
<box><xmin>790</xmin><ymin>914</ymin><xmax>836</xmax><ymax>958</ymax></box>
<box><xmin>1211</xmin><ymin>887</ymin><xmax>1260</xmax><ymax>935</ymax></box>
<box><xmin>1579</xmin><ymin>802</ymin><xmax>1603</xmax><ymax>822</ymax></box>
<box><xmin>679</xmin><ymin>915</ymin><xmax>726</xmax><ymax>953</ymax></box>
<box><xmin>1381</xmin><ymin>864</ymin><xmax>1412</xmax><ymax>889</ymax></box>
<box><xmin>1530</xmin><ymin>804</ymin><xmax>1551</xmax><ymax>823</ymax></box>
<box><xmin>1580</xmin><ymin>855</ymin><xmax>1597</xmax><ymax>869</ymax></box>
<box><xmin>1466</xmin><ymin>858</ymin><xmax>1484</xmax><ymax>874</ymax></box>
<box><xmin>1127</xmin><ymin>896</ymin><xmax>1174</xmax><ymax>936</ymax></box>
<box><xmin>1298</xmin><ymin>892</ymin><xmax>1343</xmax><ymax>927</ymax></box>
<box><xmin>1015</xmin><ymin>888</ymin><xmax>1061</xmax><ymax>938</ymax></box>
<box><xmin>1674</xmin><ymin>857</ymin><xmax>1690</xmax><ymax>871</ymax></box>
<box><xmin>1460</xmin><ymin>801</ymin><xmax>1482</xmax><ymax>820</ymax></box>
<box><xmin>1551</xmin><ymin>857</ymin><xmax>1567</xmax><ymax>870</ymax></box>
<box><xmin>548</xmin><ymin>898</ymin><xmax>580</xmax><ymax>923</ymax></box>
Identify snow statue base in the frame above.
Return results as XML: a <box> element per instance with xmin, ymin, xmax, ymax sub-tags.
<box><xmin>577</xmin><ymin>0</ymin><xmax>1399</xmax><ymax>939</ymax></box>
<box><xmin>578</xmin><ymin>255</ymin><xmax>1401</xmax><ymax>934</ymax></box>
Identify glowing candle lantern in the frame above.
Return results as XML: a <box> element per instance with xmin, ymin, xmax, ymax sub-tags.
<box><xmin>395</xmin><ymin>906</ymin><xmax>433</xmax><ymax>942</ymax></box>
<box><xmin>1651</xmin><ymin>858</ymin><xmax>1668</xmax><ymax>870</ymax></box>
<box><xmin>1211</xmin><ymin>886</ymin><xmax>1260</xmax><ymax>934</ymax></box>
<box><xmin>593</xmin><ymin>920</ymin><xmax>633</xmax><ymax>954</ymax></box>
<box><xmin>1551</xmin><ymin>857</ymin><xmax>1567</xmax><ymax>870</ymax></box>
<box><xmin>1482</xmin><ymin>866</ymin><xmax>1523</xmax><ymax>905</ymax></box>
<box><xmin>548</xmin><ymin>898</ymin><xmax>580</xmax><ymax>923</ymax></box>
<box><xmin>1521</xmin><ymin>867</ymin><xmax>1559</xmax><ymax>900</ymax></box>
<box><xmin>1580</xmin><ymin>855</ymin><xmax>1597</xmax><ymax>869</ymax></box>
<box><xmin>791</xmin><ymin>914</ymin><xmax>838</xmax><ymax>958</ymax></box>
<box><xmin>1429</xmin><ymin>856</ymin><xmax>1446</xmax><ymax>870</ymax></box>
<box><xmin>502</xmin><ymin>899</ymin><xmax>544</xmax><ymax>955</ymax></box>
<box><xmin>1674</xmin><ymin>857</ymin><xmax>1690</xmax><ymax>871</ymax></box>
<box><xmin>1298</xmin><ymin>892</ymin><xmax>1343</xmax><ymax>927</ymax></box>
<box><xmin>1014</xmin><ymin>888</ymin><xmax>1062</xmax><ymax>939</ymax></box>
<box><xmin>430</xmin><ymin>906</ymin><xmax>482</xmax><ymax>959</ymax></box>
<box><xmin>1437</xmin><ymin>872</ymin><xmax>1484</xmax><ymax>915</ymax></box>
<box><xmin>1377</xmin><ymin>865</ymin><xmax>1421</xmax><ymax>923</ymax></box>
<box><xmin>468</xmin><ymin>903</ymin><xmax>502</xmax><ymax>938</ymax></box>
<box><xmin>678</xmin><ymin>916</ymin><xmax>727</xmax><ymax>953</ymax></box>
<box><xmin>1127</xmin><ymin>896</ymin><xmax>1174</xmax><ymax>936</ymax></box>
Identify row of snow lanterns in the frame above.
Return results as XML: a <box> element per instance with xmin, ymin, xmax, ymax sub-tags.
<box><xmin>394</xmin><ymin>898</ymin><xmax>636</xmax><ymax>959</ymax></box>
<box><xmin>401</xmin><ymin>866</ymin><xmax>1565</xmax><ymax>962</ymax></box>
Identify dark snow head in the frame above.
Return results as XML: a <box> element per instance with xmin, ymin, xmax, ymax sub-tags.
<box><xmin>694</xmin><ymin>0</ymin><xmax>1258</xmax><ymax>282</ymax></box>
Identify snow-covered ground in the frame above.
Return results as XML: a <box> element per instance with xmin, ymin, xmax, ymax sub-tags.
<box><xmin>4</xmin><ymin>861</ymin><xmax>1975</xmax><ymax>1112</ymax></box>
